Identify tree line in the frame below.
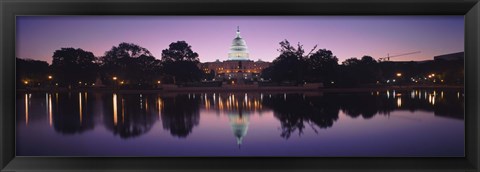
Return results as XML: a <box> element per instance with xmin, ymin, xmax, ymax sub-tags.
<box><xmin>17</xmin><ymin>41</ymin><xmax>202</xmax><ymax>88</ymax></box>
<box><xmin>261</xmin><ymin>40</ymin><xmax>464</xmax><ymax>87</ymax></box>
<box><xmin>17</xmin><ymin>40</ymin><xmax>464</xmax><ymax>89</ymax></box>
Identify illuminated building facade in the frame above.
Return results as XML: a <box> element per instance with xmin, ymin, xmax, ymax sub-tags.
<box><xmin>198</xmin><ymin>27</ymin><xmax>271</xmax><ymax>83</ymax></box>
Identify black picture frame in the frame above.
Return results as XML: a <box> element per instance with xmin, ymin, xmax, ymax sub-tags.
<box><xmin>1</xmin><ymin>0</ymin><xmax>479</xmax><ymax>171</ymax></box>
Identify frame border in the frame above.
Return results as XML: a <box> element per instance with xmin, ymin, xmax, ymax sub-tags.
<box><xmin>1</xmin><ymin>0</ymin><xmax>479</xmax><ymax>171</ymax></box>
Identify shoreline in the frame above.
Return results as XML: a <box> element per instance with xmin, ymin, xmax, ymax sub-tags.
<box><xmin>17</xmin><ymin>85</ymin><xmax>464</xmax><ymax>93</ymax></box>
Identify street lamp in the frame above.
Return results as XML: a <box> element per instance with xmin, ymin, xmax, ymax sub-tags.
<box><xmin>157</xmin><ymin>80</ymin><xmax>161</xmax><ymax>84</ymax></box>
<box><xmin>47</xmin><ymin>75</ymin><xmax>53</xmax><ymax>89</ymax></box>
<box><xmin>112</xmin><ymin>76</ymin><xmax>118</xmax><ymax>90</ymax></box>
<box><xmin>396</xmin><ymin>73</ymin><xmax>402</xmax><ymax>77</ymax></box>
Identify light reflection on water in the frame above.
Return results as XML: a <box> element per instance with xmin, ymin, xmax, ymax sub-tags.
<box><xmin>16</xmin><ymin>90</ymin><xmax>464</xmax><ymax>156</ymax></box>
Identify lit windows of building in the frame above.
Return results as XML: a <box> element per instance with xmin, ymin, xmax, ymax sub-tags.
<box><xmin>198</xmin><ymin>27</ymin><xmax>271</xmax><ymax>83</ymax></box>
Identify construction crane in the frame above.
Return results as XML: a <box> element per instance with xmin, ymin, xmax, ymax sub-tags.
<box><xmin>378</xmin><ymin>51</ymin><xmax>421</xmax><ymax>62</ymax></box>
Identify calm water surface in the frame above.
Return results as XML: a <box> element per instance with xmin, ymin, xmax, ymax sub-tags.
<box><xmin>16</xmin><ymin>90</ymin><xmax>464</xmax><ymax>156</ymax></box>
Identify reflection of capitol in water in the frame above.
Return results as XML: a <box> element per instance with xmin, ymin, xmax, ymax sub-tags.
<box><xmin>228</xmin><ymin>113</ymin><xmax>249</xmax><ymax>146</ymax></box>
<box><xmin>18</xmin><ymin>90</ymin><xmax>464</xmax><ymax>144</ymax></box>
<box><xmin>196</xmin><ymin>92</ymin><xmax>266</xmax><ymax>145</ymax></box>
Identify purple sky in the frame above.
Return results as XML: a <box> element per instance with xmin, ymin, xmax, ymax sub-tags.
<box><xmin>16</xmin><ymin>16</ymin><xmax>464</xmax><ymax>63</ymax></box>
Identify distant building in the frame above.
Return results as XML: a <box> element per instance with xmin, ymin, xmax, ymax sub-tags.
<box><xmin>198</xmin><ymin>27</ymin><xmax>271</xmax><ymax>83</ymax></box>
<box><xmin>434</xmin><ymin>52</ymin><xmax>464</xmax><ymax>61</ymax></box>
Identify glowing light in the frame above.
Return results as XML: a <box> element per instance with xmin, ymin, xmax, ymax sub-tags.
<box><xmin>48</xmin><ymin>75</ymin><xmax>53</xmax><ymax>79</ymax></box>
<box><xmin>112</xmin><ymin>76</ymin><xmax>118</xmax><ymax>80</ymax></box>
<box><xmin>48</xmin><ymin>94</ymin><xmax>52</xmax><ymax>127</ymax></box>
<box><xmin>244</xmin><ymin>93</ymin><xmax>248</xmax><ymax>105</ymax></box>
<box><xmin>396</xmin><ymin>73</ymin><xmax>402</xmax><ymax>77</ymax></box>
<box><xmin>213</xmin><ymin>93</ymin><xmax>216</xmax><ymax>105</ymax></box>
<box><xmin>219</xmin><ymin>96</ymin><xmax>224</xmax><ymax>110</ymax></box>
<box><xmin>397</xmin><ymin>97</ymin><xmax>402</xmax><ymax>107</ymax></box>
<box><xmin>79</xmin><ymin>92</ymin><xmax>83</xmax><ymax>125</ymax></box>
<box><xmin>45</xmin><ymin>93</ymin><xmax>48</xmax><ymax>113</ymax></box>
<box><xmin>25</xmin><ymin>94</ymin><xmax>29</xmax><ymax>125</ymax></box>
<box><xmin>145</xmin><ymin>98</ymin><xmax>148</xmax><ymax>111</ymax></box>
<box><xmin>113</xmin><ymin>94</ymin><xmax>118</xmax><ymax>126</ymax></box>
<box><xmin>432</xmin><ymin>96</ymin><xmax>435</xmax><ymax>105</ymax></box>
<box><xmin>157</xmin><ymin>97</ymin><xmax>163</xmax><ymax>117</ymax></box>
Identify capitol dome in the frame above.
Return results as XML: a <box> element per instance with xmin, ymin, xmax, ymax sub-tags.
<box><xmin>228</xmin><ymin>26</ymin><xmax>249</xmax><ymax>61</ymax></box>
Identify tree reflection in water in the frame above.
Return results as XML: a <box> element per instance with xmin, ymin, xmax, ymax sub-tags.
<box><xmin>262</xmin><ymin>93</ymin><xmax>340</xmax><ymax>139</ymax></box>
<box><xmin>103</xmin><ymin>93</ymin><xmax>159</xmax><ymax>139</ymax></box>
<box><xmin>262</xmin><ymin>90</ymin><xmax>464</xmax><ymax>139</ymax></box>
<box><xmin>52</xmin><ymin>92</ymin><xmax>95</xmax><ymax>134</ymax></box>
<box><xmin>20</xmin><ymin>90</ymin><xmax>463</xmax><ymax>140</ymax></box>
<box><xmin>160</xmin><ymin>94</ymin><xmax>200</xmax><ymax>138</ymax></box>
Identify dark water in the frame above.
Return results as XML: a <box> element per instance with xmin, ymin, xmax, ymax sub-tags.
<box><xmin>16</xmin><ymin>90</ymin><xmax>464</xmax><ymax>156</ymax></box>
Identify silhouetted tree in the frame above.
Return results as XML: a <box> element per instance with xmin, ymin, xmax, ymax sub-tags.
<box><xmin>342</xmin><ymin>58</ymin><xmax>361</xmax><ymax>66</ymax></box>
<box><xmin>306</xmin><ymin>49</ymin><xmax>339</xmax><ymax>84</ymax></box>
<box><xmin>100</xmin><ymin>42</ymin><xmax>160</xmax><ymax>86</ymax></box>
<box><xmin>51</xmin><ymin>48</ymin><xmax>97</xmax><ymax>87</ymax></box>
<box><xmin>161</xmin><ymin>41</ymin><xmax>202</xmax><ymax>84</ymax></box>
<box><xmin>266</xmin><ymin>40</ymin><xmax>308</xmax><ymax>84</ymax></box>
<box><xmin>339</xmin><ymin>56</ymin><xmax>381</xmax><ymax>86</ymax></box>
<box><xmin>16</xmin><ymin>58</ymin><xmax>50</xmax><ymax>87</ymax></box>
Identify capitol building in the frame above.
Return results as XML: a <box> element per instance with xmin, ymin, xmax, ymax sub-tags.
<box><xmin>198</xmin><ymin>27</ymin><xmax>271</xmax><ymax>84</ymax></box>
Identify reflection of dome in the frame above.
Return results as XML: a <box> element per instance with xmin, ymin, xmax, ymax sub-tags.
<box><xmin>228</xmin><ymin>26</ymin><xmax>249</xmax><ymax>61</ymax></box>
<box><xmin>228</xmin><ymin>113</ymin><xmax>250</xmax><ymax>146</ymax></box>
